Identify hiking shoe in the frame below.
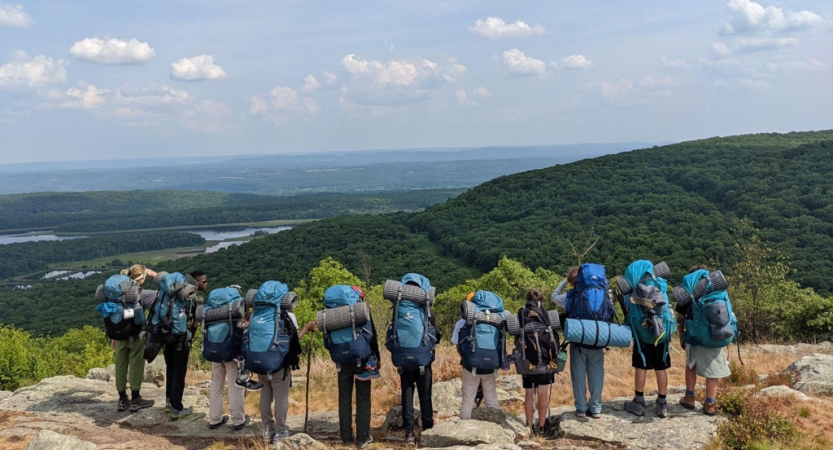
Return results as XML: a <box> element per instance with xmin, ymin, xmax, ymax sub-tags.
<box><xmin>274</xmin><ymin>430</ymin><xmax>291</xmax><ymax>441</ymax></box>
<box><xmin>129</xmin><ymin>396</ymin><xmax>154</xmax><ymax>412</ymax></box>
<box><xmin>233</xmin><ymin>415</ymin><xmax>251</xmax><ymax>431</ymax></box>
<box><xmin>117</xmin><ymin>397</ymin><xmax>130</xmax><ymax>412</ymax></box>
<box><xmin>574</xmin><ymin>410</ymin><xmax>587</xmax><ymax>419</ymax></box>
<box><xmin>209</xmin><ymin>415</ymin><xmax>229</xmax><ymax>430</ymax></box>
<box><xmin>164</xmin><ymin>398</ymin><xmax>171</xmax><ymax>413</ymax></box>
<box><xmin>624</xmin><ymin>400</ymin><xmax>646</xmax><ymax>417</ymax></box>
<box><xmin>354</xmin><ymin>369</ymin><xmax>380</xmax><ymax>381</ymax></box>
<box><xmin>358</xmin><ymin>436</ymin><xmax>373</xmax><ymax>449</ymax></box>
<box><xmin>679</xmin><ymin>394</ymin><xmax>696</xmax><ymax>410</ymax></box>
<box><xmin>262</xmin><ymin>428</ymin><xmax>275</xmax><ymax>444</ymax></box>
<box><xmin>590</xmin><ymin>412</ymin><xmax>602</xmax><ymax>419</ymax></box>
<box><xmin>404</xmin><ymin>429</ymin><xmax>416</xmax><ymax>445</ymax></box>
<box><xmin>656</xmin><ymin>400</ymin><xmax>668</xmax><ymax>418</ymax></box>
<box><xmin>704</xmin><ymin>402</ymin><xmax>717</xmax><ymax>416</ymax></box>
<box><xmin>243</xmin><ymin>380</ymin><xmax>263</xmax><ymax>392</ymax></box>
<box><xmin>364</xmin><ymin>355</ymin><xmax>378</xmax><ymax>371</ymax></box>
<box><xmin>171</xmin><ymin>406</ymin><xmax>193</xmax><ymax>421</ymax></box>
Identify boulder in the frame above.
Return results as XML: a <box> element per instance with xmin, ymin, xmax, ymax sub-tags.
<box><xmin>84</xmin><ymin>358</ymin><xmax>166</xmax><ymax>386</ymax></box>
<box><xmin>0</xmin><ymin>390</ymin><xmax>11</xmax><ymax>401</ymax></box>
<box><xmin>786</xmin><ymin>353</ymin><xmax>833</xmax><ymax>396</ymax></box>
<box><xmin>25</xmin><ymin>430</ymin><xmax>98</xmax><ymax>450</ymax></box>
<box><xmin>382</xmin><ymin>405</ymin><xmax>420</xmax><ymax>432</ymax></box>
<box><xmin>470</xmin><ymin>407</ymin><xmax>529</xmax><ymax>438</ymax></box>
<box><xmin>421</xmin><ymin>445</ymin><xmax>521</xmax><ymax>450</ymax></box>
<box><xmin>420</xmin><ymin>419</ymin><xmax>515</xmax><ymax>448</ymax></box>
<box><xmin>756</xmin><ymin>342</ymin><xmax>833</xmax><ymax>355</ymax></box>
<box><xmin>285</xmin><ymin>411</ymin><xmax>341</xmax><ymax>439</ymax></box>
<box><xmin>429</xmin><ymin>375</ymin><xmax>524</xmax><ymax>416</ymax></box>
<box><xmin>273</xmin><ymin>432</ymin><xmax>330</xmax><ymax>450</ymax></box>
<box><xmin>760</xmin><ymin>385</ymin><xmax>817</xmax><ymax>402</ymax></box>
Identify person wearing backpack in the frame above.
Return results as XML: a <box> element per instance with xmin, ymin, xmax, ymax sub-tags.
<box><xmin>550</xmin><ymin>267</ymin><xmax>577</xmax><ymax>308</ymax></box>
<box><xmin>517</xmin><ymin>289</ymin><xmax>559</xmax><ymax>435</ymax></box>
<box><xmin>675</xmin><ymin>265</ymin><xmax>733</xmax><ymax>416</ymax></box>
<box><xmin>563</xmin><ymin>263</ymin><xmax>615</xmax><ymax>419</ymax></box>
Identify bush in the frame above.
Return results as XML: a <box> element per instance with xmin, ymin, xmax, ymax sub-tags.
<box><xmin>717</xmin><ymin>390</ymin><xmax>797</xmax><ymax>450</ymax></box>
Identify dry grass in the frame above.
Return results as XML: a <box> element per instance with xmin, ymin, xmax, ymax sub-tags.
<box><xmin>0</xmin><ymin>411</ymin><xmax>34</xmax><ymax>450</ymax></box>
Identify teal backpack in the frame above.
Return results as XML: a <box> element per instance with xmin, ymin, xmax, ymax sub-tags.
<box><xmin>675</xmin><ymin>270</ymin><xmax>738</xmax><ymax>348</ymax></box>
<box><xmin>94</xmin><ymin>274</ymin><xmax>146</xmax><ymax>341</ymax></box>
<box><xmin>151</xmin><ymin>272</ymin><xmax>199</xmax><ymax>343</ymax></box>
<box><xmin>621</xmin><ymin>260</ymin><xmax>677</xmax><ymax>350</ymax></box>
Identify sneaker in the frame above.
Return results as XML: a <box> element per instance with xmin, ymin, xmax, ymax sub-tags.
<box><xmin>117</xmin><ymin>397</ymin><xmax>130</xmax><ymax>412</ymax></box>
<box><xmin>171</xmin><ymin>406</ymin><xmax>193</xmax><ymax>421</ymax></box>
<box><xmin>129</xmin><ymin>396</ymin><xmax>154</xmax><ymax>412</ymax></box>
<box><xmin>243</xmin><ymin>380</ymin><xmax>263</xmax><ymax>392</ymax></box>
<box><xmin>574</xmin><ymin>410</ymin><xmax>587</xmax><ymax>419</ymax></box>
<box><xmin>404</xmin><ymin>429</ymin><xmax>416</xmax><ymax>445</ymax></box>
<box><xmin>590</xmin><ymin>412</ymin><xmax>602</xmax><ymax>419</ymax></box>
<box><xmin>233</xmin><ymin>415</ymin><xmax>251</xmax><ymax>431</ymax></box>
<box><xmin>624</xmin><ymin>400</ymin><xmax>645</xmax><ymax>417</ymax></box>
<box><xmin>358</xmin><ymin>436</ymin><xmax>373</xmax><ymax>449</ymax></box>
<box><xmin>530</xmin><ymin>423</ymin><xmax>541</xmax><ymax>436</ymax></box>
<box><xmin>656</xmin><ymin>400</ymin><xmax>668</xmax><ymax>418</ymax></box>
<box><xmin>274</xmin><ymin>430</ymin><xmax>291</xmax><ymax>441</ymax></box>
<box><xmin>262</xmin><ymin>428</ymin><xmax>275</xmax><ymax>444</ymax></box>
<box><xmin>209</xmin><ymin>415</ymin><xmax>229</xmax><ymax>430</ymax></box>
<box><xmin>679</xmin><ymin>394</ymin><xmax>696</xmax><ymax>410</ymax></box>
<box><xmin>703</xmin><ymin>402</ymin><xmax>717</xmax><ymax>416</ymax></box>
<box><xmin>164</xmin><ymin>398</ymin><xmax>171</xmax><ymax>413</ymax></box>
<box><xmin>354</xmin><ymin>369</ymin><xmax>381</xmax><ymax>381</ymax></box>
<box><xmin>364</xmin><ymin>355</ymin><xmax>378</xmax><ymax>371</ymax></box>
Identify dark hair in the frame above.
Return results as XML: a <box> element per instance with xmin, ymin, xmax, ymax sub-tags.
<box><xmin>566</xmin><ymin>267</ymin><xmax>579</xmax><ymax>286</ymax></box>
<box><xmin>526</xmin><ymin>289</ymin><xmax>544</xmax><ymax>303</ymax></box>
<box><xmin>190</xmin><ymin>270</ymin><xmax>206</xmax><ymax>279</ymax></box>
<box><xmin>688</xmin><ymin>265</ymin><xmax>709</xmax><ymax>273</ymax></box>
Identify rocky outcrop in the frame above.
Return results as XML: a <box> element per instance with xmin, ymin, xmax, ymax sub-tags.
<box><xmin>428</xmin><ymin>375</ymin><xmax>524</xmax><ymax>416</ymax></box>
<box><xmin>272</xmin><ymin>432</ymin><xmax>331</xmax><ymax>450</ymax></box>
<box><xmin>785</xmin><ymin>353</ymin><xmax>833</xmax><ymax>396</ymax></box>
<box><xmin>382</xmin><ymin>405</ymin><xmax>421</xmax><ymax>431</ymax></box>
<box><xmin>420</xmin><ymin>419</ymin><xmax>516</xmax><ymax>447</ymax></box>
<box><xmin>85</xmin><ymin>357</ymin><xmax>167</xmax><ymax>387</ymax></box>
<box><xmin>760</xmin><ymin>385</ymin><xmax>817</xmax><ymax>402</ymax></box>
<box><xmin>755</xmin><ymin>342</ymin><xmax>833</xmax><ymax>355</ymax></box>
<box><xmin>25</xmin><ymin>429</ymin><xmax>98</xmax><ymax>450</ymax></box>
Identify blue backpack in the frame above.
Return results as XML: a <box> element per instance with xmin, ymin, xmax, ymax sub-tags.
<box><xmin>623</xmin><ymin>260</ymin><xmax>677</xmax><ymax>348</ymax></box>
<box><xmin>322</xmin><ymin>285</ymin><xmax>375</xmax><ymax>368</ymax></box>
<box><xmin>202</xmin><ymin>287</ymin><xmax>245</xmax><ymax>363</ymax></box>
<box><xmin>385</xmin><ymin>274</ymin><xmax>438</xmax><ymax>373</ymax></box>
<box><xmin>244</xmin><ymin>281</ymin><xmax>298</xmax><ymax>375</ymax></box>
<box><xmin>566</xmin><ymin>263</ymin><xmax>615</xmax><ymax>323</ymax></box>
<box><xmin>151</xmin><ymin>272</ymin><xmax>198</xmax><ymax>343</ymax></box>
<box><xmin>95</xmin><ymin>274</ymin><xmax>146</xmax><ymax>341</ymax></box>
<box><xmin>458</xmin><ymin>290</ymin><xmax>506</xmax><ymax>373</ymax></box>
<box><xmin>680</xmin><ymin>270</ymin><xmax>738</xmax><ymax>348</ymax></box>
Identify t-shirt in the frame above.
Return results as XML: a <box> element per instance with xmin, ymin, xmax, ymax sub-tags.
<box><xmin>451</xmin><ymin>319</ymin><xmax>466</xmax><ymax>344</ymax></box>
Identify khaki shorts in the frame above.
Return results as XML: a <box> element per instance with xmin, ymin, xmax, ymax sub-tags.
<box><xmin>686</xmin><ymin>344</ymin><xmax>731</xmax><ymax>379</ymax></box>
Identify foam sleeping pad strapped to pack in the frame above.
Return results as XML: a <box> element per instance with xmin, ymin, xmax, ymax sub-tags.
<box><xmin>95</xmin><ymin>283</ymin><xmax>142</xmax><ymax>303</ymax></box>
<box><xmin>196</xmin><ymin>299</ymin><xmax>245</xmax><ymax>324</ymax></box>
<box><xmin>382</xmin><ymin>280</ymin><xmax>436</xmax><ymax>305</ymax></box>
<box><xmin>461</xmin><ymin>301</ymin><xmax>505</xmax><ymax>327</ymax></box>
<box><xmin>316</xmin><ymin>302</ymin><xmax>371</xmax><ymax>332</ymax></box>
<box><xmin>563</xmin><ymin>318</ymin><xmax>632</xmax><ymax>348</ymax></box>
<box><xmin>245</xmin><ymin>288</ymin><xmax>297</xmax><ymax>311</ymax></box>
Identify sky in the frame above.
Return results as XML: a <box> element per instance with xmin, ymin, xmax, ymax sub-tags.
<box><xmin>0</xmin><ymin>0</ymin><xmax>831</xmax><ymax>164</ymax></box>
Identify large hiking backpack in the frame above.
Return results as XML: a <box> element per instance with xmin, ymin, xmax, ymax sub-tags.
<box><xmin>383</xmin><ymin>274</ymin><xmax>438</xmax><ymax>373</ymax></box>
<box><xmin>505</xmin><ymin>299</ymin><xmax>561</xmax><ymax>375</ymax></box>
<box><xmin>317</xmin><ymin>285</ymin><xmax>375</xmax><ymax>368</ymax></box>
<box><xmin>150</xmin><ymin>272</ymin><xmax>199</xmax><ymax>344</ymax></box>
<box><xmin>565</xmin><ymin>263</ymin><xmax>615</xmax><ymax>322</ymax></box>
<box><xmin>201</xmin><ymin>286</ymin><xmax>246</xmax><ymax>363</ymax></box>
<box><xmin>244</xmin><ymin>281</ymin><xmax>300</xmax><ymax>375</ymax></box>
<box><xmin>618</xmin><ymin>260</ymin><xmax>677</xmax><ymax>347</ymax></box>
<box><xmin>458</xmin><ymin>290</ymin><xmax>506</xmax><ymax>373</ymax></box>
<box><xmin>673</xmin><ymin>270</ymin><xmax>738</xmax><ymax>348</ymax></box>
<box><xmin>94</xmin><ymin>274</ymin><xmax>146</xmax><ymax>341</ymax></box>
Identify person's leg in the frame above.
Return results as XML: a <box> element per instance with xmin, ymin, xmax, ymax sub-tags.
<box><xmin>400</xmin><ymin>370</ymin><xmax>416</xmax><ymax>431</ymax></box>
<box><xmin>356</xmin><ymin>375</ymin><xmax>372</xmax><ymax>444</ymax></box>
<box><xmin>536</xmin><ymin>384</ymin><xmax>549</xmax><ymax>427</ymax></box>
<box><xmin>586</xmin><ymin>348</ymin><xmax>605</xmax><ymax>415</ymax></box>
<box><xmin>523</xmin><ymin>387</ymin><xmax>534</xmax><ymax>425</ymax></box>
<box><xmin>209</xmin><ymin>362</ymin><xmax>226</xmax><ymax>425</ymax></box>
<box><xmin>705</xmin><ymin>377</ymin><xmax>719</xmax><ymax>400</ymax></box>
<box><xmin>337</xmin><ymin>367</ymin><xmax>355</xmax><ymax>443</ymax></box>
<box><xmin>127</xmin><ymin>338</ymin><xmax>145</xmax><ymax>395</ymax></box>
<box><xmin>416</xmin><ymin>365</ymin><xmax>434</xmax><ymax>430</ymax></box>
<box><xmin>480</xmin><ymin>372</ymin><xmax>498</xmax><ymax>409</ymax></box>
<box><xmin>656</xmin><ymin>370</ymin><xmax>668</xmax><ymax>395</ymax></box>
<box><xmin>114</xmin><ymin>340</ymin><xmax>129</xmax><ymax>394</ymax></box>
<box><xmin>634</xmin><ymin>368</ymin><xmax>647</xmax><ymax>393</ymax></box>
<box><xmin>170</xmin><ymin>345</ymin><xmax>190</xmax><ymax>411</ymax></box>
<box><xmin>459</xmin><ymin>369</ymin><xmax>478</xmax><ymax>420</ymax></box>
<box><xmin>163</xmin><ymin>344</ymin><xmax>175</xmax><ymax>402</ymax></box>
<box><xmin>273</xmin><ymin>368</ymin><xmax>292</xmax><ymax>433</ymax></box>
<box><xmin>226</xmin><ymin>361</ymin><xmax>245</xmax><ymax>426</ymax></box>
<box><xmin>259</xmin><ymin>374</ymin><xmax>276</xmax><ymax>437</ymax></box>
<box><xmin>569</xmin><ymin>345</ymin><xmax>588</xmax><ymax>415</ymax></box>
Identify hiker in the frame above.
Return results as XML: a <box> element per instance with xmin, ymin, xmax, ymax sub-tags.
<box><xmin>550</xmin><ymin>267</ymin><xmax>578</xmax><ymax>308</ymax></box>
<box><xmin>675</xmin><ymin>265</ymin><xmax>734</xmax><ymax>416</ymax></box>
<box><xmin>453</xmin><ymin>291</ymin><xmax>504</xmax><ymax>420</ymax></box>
<box><xmin>620</xmin><ymin>260</ymin><xmax>677</xmax><ymax>418</ymax></box>
<box><xmin>384</xmin><ymin>274</ymin><xmax>439</xmax><ymax>445</ymax></box>
<box><xmin>563</xmin><ymin>263</ymin><xmax>615</xmax><ymax>419</ymax></box>
<box><xmin>518</xmin><ymin>289</ymin><xmax>558</xmax><ymax>435</ymax></box>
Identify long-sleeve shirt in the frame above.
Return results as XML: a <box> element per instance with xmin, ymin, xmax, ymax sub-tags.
<box><xmin>550</xmin><ymin>279</ymin><xmax>569</xmax><ymax>308</ymax></box>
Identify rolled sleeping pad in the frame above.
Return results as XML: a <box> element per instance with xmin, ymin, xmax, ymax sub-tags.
<box><xmin>196</xmin><ymin>299</ymin><xmax>245</xmax><ymax>324</ymax></box>
<box><xmin>382</xmin><ymin>280</ymin><xmax>435</xmax><ymax>305</ymax></box>
<box><xmin>245</xmin><ymin>289</ymin><xmax>257</xmax><ymax>308</ymax></box>
<box><xmin>474</xmin><ymin>310</ymin><xmax>505</xmax><ymax>328</ymax></box>
<box><xmin>243</xmin><ymin>289</ymin><xmax>298</xmax><ymax>311</ymax></box>
<box><xmin>563</xmin><ymin>318</ymin><xmax>632</xmax><ymax>348</ymax></box>
<box><xmin>94</xmin><ymin>284</ymin><xmax>142</xmax><ymax>303</ymax></box>
<box><xmin>316</xmin><ymin>302</ymin><xmax>371</xmax><ymax>333</ymax></box>
<box><xmin>176</xmin><ymin>284</ymin><xmax>199</xmax><ymax>302</ymax></box>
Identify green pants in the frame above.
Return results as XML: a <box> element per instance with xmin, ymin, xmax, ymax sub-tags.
<box><xmin>114</xmin><ymin>336</ymin><xmax>145</xmax><ymax>393</ymax></box>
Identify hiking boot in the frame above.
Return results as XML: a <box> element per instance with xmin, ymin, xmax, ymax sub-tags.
<box><xmin>209</xmin><ymin>415</ymin><xmax>229</xmax><ymax>430</ymax></box>
<box><xmin>624</xmin><ymin>399</ymin><xmax>646</xmax><ymax>417</ymax></box>
<box><xmin>117</xmin><ymin>397</ymin><xmax>130</xmax><ymax>412</ymax></box>
<box><xmin>655</xmin><ymin>399</ymin><xmax>668</xmax><ymax>418</ymax></box>
<box><xmin>679</xmin><ymin>394</ymin><xmax>696</xmax><ymax>410</ymax></box>
<box><xmin>703</xmin><ymin>402</ymin><xmax>717</xmax><ymax>416</ymax></box>
<box><xmin>164</xmin><ymin>398</ymin><xmax>171</xmax><ymax>413</ymax></box>
<box><xmin>262</xmin><ymin>428</ymin><xmax>275</xmax><ymax>444</ymax></box>
<box><xmin>574</xmin><ymin>410</ymin><xmax>587</xmax><ymax>419</ymax></box>
<box><xmin>233</xmin><ymin>415</ymin><xmax>251</xmax><ymax>431</ymax></box>
<box><xmin>129</xmin><ymin>396</ymin><xmax>154</xmax><ymax>412</ymax></box>
<box><xmin>354</xmin><ymin>369</ymin><xmax>381</xmax><ymax>381</ymax></box>
<box><xmin>274</xmin><ymin>430</ymin><xmax>291</xmax><ymax>441</ymax></box>
<box><xmin>590</xmin><ymin>411</ymin><xmax>602</xmax><ymax>419</ymax></box>
<box><xmin>404</xmin><ymin>429</ymin><xmax>416</xmax><ymax>445</ymax></box>
<box><xmin>358</xmin><ymin>436</ymin><xmax>373</xmax><ymax>449</ymax></box>
<box><xmin>171</xmin><ymin>406</ymin><xmax>193</xmax><ymax>421</ymax></box>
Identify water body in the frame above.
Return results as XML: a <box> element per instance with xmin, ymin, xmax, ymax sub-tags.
<box><xmin>201</xmin><ymin>226</ymin><xmax>291</xmax><ymax>253</ymax></box>
<box><xmin>0</xmin><ymin>233</ymin><xmax>85</xmax><ymax>245</ymax></box>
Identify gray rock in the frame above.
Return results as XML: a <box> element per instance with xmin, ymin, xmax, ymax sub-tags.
<box><xmin>786</xmin><ymin>353</ymin><xmax>833</xmax><ymax>396</ymax></box>
<box><xmin>382</xmin><ymin>405</ymin><xmax>420</xmax><ymax>432</ymax></box>
<box><xmin>272</xmin><ymin>432</ymin><xmax>330</xmax><ymax>450</ymax></box>
<box><xmin>0</xmin><ymin>390</ymin><xmax>12</xmax><ymax>401</ymax></box>
<box><xmin>428</xmin><ymin>374</ymin><xmax>523</xmax><ymax>417</ymax></box>
<box><xmin>760</xmin><ymin>385</ymin><xmax>817</xmax><ymax>402</ymax></box>
<box><xmin>756</xmin><ymin>342</ymin><xmax>833</xmax><ymax>355</ymax></box>
<box><xmin>420</xmin><ymin>419</ymin><xmax>515</xmax><ymax>447</ymax></box>
<box><xmin>470</xmin><ymin>407</ymin><xmax>529</xmax><ymax>438</ymax></box>
<box><xmin>25</xmin><ymin>430</ymin><xmax>98</xmax><ymax>450</ymax></box>
<box><xmin>84</xmin><ymin>358</ymin><xmax>166</xmax><ymax>386</ymax></box>
<box><xmin>421</xmin><ymin>445</ymin><xmax>521</xmax><ymax>450</ymax></box>
<box><xmin>286</xmin><ymin>411</ymin><xmax>341</xmax><ymax>438</ymax></box>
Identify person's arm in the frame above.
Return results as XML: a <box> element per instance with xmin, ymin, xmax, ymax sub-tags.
<box><xmin>368</xmin><ymin>312</ymin><xmax>381</xmax><ymax>370</ymax></box>
<box><xmin>551</xmin><ymin>279</ymin><xmax>568</xmax><ymax>308</ymax></box>
<box><xmin>298</xmin><ymin>321</ymin><xmax>317</xmax><ymax>340</ymax></box>
<box><xmin>139</xmin><ymin>289</ymin><xmax>158</xmax><ymax>309</ymax></box>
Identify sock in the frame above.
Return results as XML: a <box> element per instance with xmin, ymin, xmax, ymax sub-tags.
<box><xmin>634</xmin><ymin>391</ymin><xmax>644</xmax><ymax>402</ymax></box>
<box><xmin>658</xmin><ymin>394</ymin><xmax>667</xmax><ymax>403</ymax></box>
<box><xmin>686</xmin><ymin>390</ymin><xmax>695</xmax><ymax>397</ymax></box>
<box><xmin>131</xmin><ymin>390</ymin><xmax>140</xmax><ymax>400</ymax></box>
<box><xmin>118</xmin><ymin>390</ymin><xmax>128</xmax><ymax>400</ymax></box>
<box><xmin>705</xmin><ymin>397</ymin><xmax>715</xmax><ymax>404</ymax></box>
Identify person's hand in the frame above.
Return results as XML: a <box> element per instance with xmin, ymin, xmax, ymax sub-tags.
<box><xmin>305</xmin><ymin>321</ymin><xmax>318</xmax><ymax>332</ymax></box>
<box><xmin>145</xmin><ymin>269</ymin><xmax>158</xmax><ymax>278</ymax></box>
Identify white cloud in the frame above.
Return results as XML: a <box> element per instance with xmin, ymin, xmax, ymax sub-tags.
<box><xmin>112</xmin><ymin>84</ymin><xmax>189</xmax><ymax>108</ymax></box>
<box><xmin>472</xmin><ymin>87</ymin><xmax>491</xmax><ymax>98</ymax></box>
<box><xmin>170</xmin><ymin>55</ymin><xmax>227</xmax><ymax>81</ymax></box>
<box><xmin>179</xmin><ymin>100</ymin><xmax>233</xmax><ymax>132</ymax></box>
<box><xmin>301</xmin><ymin>74</ymin><xmax>320</xmax><ymax>92</ymax></box>
<box><xmin>740</xmin><ymin>78</ymin><xmax>770</xmax><ymax>91</ymax></box>
<box><xmin>0</xmin><ymin>52</ymin><xmax>67</xmax><ymax>88</ymax></box>
<box><xmin>0</xmin><ymin>3</ymin><xmax>33</xmax><ymax>28</ymax></box>
<box><xmin>70</xmin><ymin>37</ymin><xmax>155</xmax><ymax>64</ymax></box>
<box><xmin>588</xmin><ymin>76</ymin><xmax>676</xmax><ymax>104</ymax></box>
<box><xmin>456</xmin><ymin>89</ymin><xmax>475</xmax><ymax>105</ymax></box>
<box><xmin>657</xmin><ymin>57</ymin><xmax>689</xmax><ymax>70</ymax></box>
<box><xmin>737</xmin><ymin>37</ymin><xmax>798</xmax><ymax>52</ymax></box>
<box><xmin>710</xmin><ymin>42</ymin><xmax>733</xmax><ymax>59</ymax></box>
<box><xmin>250</xmin><ymin>86</ymin><xmax>319</xmax><ymax>123</ymax></box>
<box><xmin>502</xmin><ymin>49</ymin><xmax>545</xmax><ymax>75</ymax></box>
<box><xmin>469</xmin><ymin>17</ymin><xmax>545</xmax><ymax>39</ymax></box>
<box><xmin>554</xmin><ymin>54</ymin><xmax>594</xmax><ymax>70</ymax></box>
<box><xmin>323</xmin><ymin>71</ymin><xmax>338</xmax><ymax>85</ymax></box>
<box><xmin>42</xmin><ymin>82</ymin><xmax>107</xmax><ymax>109</ymax></box>
<box><xmin>721</xmin><ymin>0</ymin><xmax>822</xmax><ymax>35</ymax></box>
<box><xmin>456</xmin><ymin>86</ymin><xmax>492</xmax><ymax>106</ymax></box>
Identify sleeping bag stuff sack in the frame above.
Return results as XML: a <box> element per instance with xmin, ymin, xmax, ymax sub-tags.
<box><xmin>244</xmin><ymin>280</ymin><xmax>298</xmax><ymax>375</ymax></box>
<box><xmin>563</xmin><ymin>318</ymin><xmax>632</xmax><ymax>348</ymax></box>
<box><xmin>94</xmin><ymin>274</ymin><xmax>146</xmax><ymax>341</ymax></box>
<box><xmin>318</xmin><ymin>285</ymin><xmax>374</xmax><ymax>368</ymax></box>
<box><xmin>384</xmin><ymin>274</ymin><xmax>437</xmax><ymax>373</ymax></box>
<box><xmin>202</xmin><ymin>286</ymin><xmax>245</xmax><ymax>363</ymax></box>
<box><xmin>458</xmin><ymin>290</ymin><xmax>506</xmax><ymax>373</ymax></box>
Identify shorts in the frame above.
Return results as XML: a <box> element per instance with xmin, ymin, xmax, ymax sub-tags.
<box><xmin>686</xmin><ymin>344</ymin><xmax>731</xmax><ymax>379</ymax></box>
<box><xmin>632</xmin><ymin>340</ymin><xmax>671</xmax><ymax>371</ymax></box>
<box><xmin>522</xmin><ymin>373</ymin><xmax>555</xmax><ymax>389</ymax></box>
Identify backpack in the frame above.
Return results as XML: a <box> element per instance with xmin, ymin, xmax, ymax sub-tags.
<box><xmin>458</xmin><ymin>290</ymin><xmax>506</xmax><ymax>373</ymax></box>
<box><xmin>320</xmin><ymin>285</ymin><xmax>375</xmax><ymax>368</ymax></box>
<box><xmin>675</xmin><ymin>270</ymin><xmax>738</xmax><ymax>348</ymax></box>
<box><xmin>510</xmin><ymin>300</ymin><xmax>560</xmax><ymax>375</ymax></box>
<box><xmin>94</xmin><ymin>274</ymin><xmax>146</xmax><ymax>341</ymax></box>
<box><xmin>384</xmin><ymin>274</ymin><xmax>438</xmax><ymax>373</ymax></box>
<box><xmin>621</xmin><ymin>260</ymin><xmax>677</xmax><ymax>347</ymax></box>
<box><xmin>244</xmin><ymin>281</ymin><xmax>300</xmax><ymax>375</ymax></box>
<box><xmin>201</xmin><ymin>286</ymin><xmax>245</xmax><ymax>363</ymax></box>
<box><xmin>151</xmin><ymin>272</ymin><xmax>199</xmax><ymax>344</ymax></box>
<box><xmin>565</xmin><ymin>263</ymin><xmax>615</xmax><ymax>323</ymax></box>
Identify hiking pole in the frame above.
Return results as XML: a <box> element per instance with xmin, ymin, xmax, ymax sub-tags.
<box><xmin>304</xmin><ymin>330</ymin><xmax>315</xmax><ymax>434</ymax></box>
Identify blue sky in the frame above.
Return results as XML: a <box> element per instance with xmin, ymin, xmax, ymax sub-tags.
<box><xmin>0</xmin><ymin>0</ymin><xmax>831</xmax><ymax>164</ymax></box>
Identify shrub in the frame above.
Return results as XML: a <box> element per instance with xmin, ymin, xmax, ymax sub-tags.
<box><xmin>717</xmin><ymin>390</ymin><xmax>797</xmax><ymax>450</ymax></box>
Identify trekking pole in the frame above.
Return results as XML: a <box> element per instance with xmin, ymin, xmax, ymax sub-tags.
<box><xmin>304</xmin><ymin>330</ymin><xmax>315</xmax><ymax>434</ymax></box>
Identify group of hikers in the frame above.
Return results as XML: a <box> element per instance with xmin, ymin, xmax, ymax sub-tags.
<box><xmin>94</xmin><ymin>258</ymin><xmax>738</xmax><ymax>447</ymax></box>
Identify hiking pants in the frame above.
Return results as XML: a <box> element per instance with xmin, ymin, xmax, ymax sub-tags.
<box><xmin>114</xmin><ymin>336</ymin><xmax>145</xmax><ymax>393</ymax></box>
<box><xmin>209</xmin><ymin>361</ymin><xmax>246</xmax><ymax>427</ymax></box>
<box><xmin>400</xmin><ymin>365</ymin><xmax>434</xmax><ymax>431</ymax></box>
<box><xmin>337</xmin><ymin>364</ymin><xmax>371</xmax><ymax>444</ymax></box>
<box><xmin>460</xmin><ymin>369</ymin><xmax>498</xmax><ymax>419</ymax></box>
<box><xmin>163</xmin><ymin>340</ymin><xmax>190</xmax><ymax>411</ymax></box>
<box><xmin>259</xmin><ymin>368</ymin><xmax>292</xmax><ymax>434</ymax></box>
<box><xmin>569</xmin><ymin>344</ymin><xmax>605</xmax><ymax>415</ymax></box>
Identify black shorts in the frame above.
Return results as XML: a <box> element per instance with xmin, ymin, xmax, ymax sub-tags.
<box><xmin>522</xmin><ymin>373</ymin><xmax>555</xmax><ymax>389</ymax></box>
<box><xmin>632</xmin><ymin>340</ymin><xmax>671</xmax><ymax>371</ymax></box>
